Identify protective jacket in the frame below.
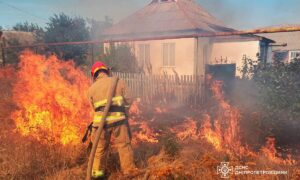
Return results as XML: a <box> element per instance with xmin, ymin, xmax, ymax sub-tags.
<box><xmin>87</xmin><ymin>75</ymin><xmax>132</xmax><ymax>127</ymax></box>
<box><xmin>87</xmin><ymin>74</ymin><xmax>135</xmax><ymax>174</ymax></box>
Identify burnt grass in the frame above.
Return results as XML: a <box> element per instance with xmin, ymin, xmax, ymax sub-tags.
<box><xmin>0</xmin><ymin>72</ymin><xmax>300</xmax><ymax>179</ymax></box>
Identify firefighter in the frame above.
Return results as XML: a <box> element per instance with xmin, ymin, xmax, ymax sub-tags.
<box><xmin>87</xmin><ymin>61</ymin><xmax>136</xmax><ymax>178</ymax></box>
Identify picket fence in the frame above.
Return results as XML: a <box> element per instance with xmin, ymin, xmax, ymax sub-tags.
<box><xmin>112</xmin><ymin>72</ymin><xmax>205</xmax><ymax>105</ymax></box>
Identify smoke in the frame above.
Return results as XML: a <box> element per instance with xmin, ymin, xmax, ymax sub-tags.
<box><xmin>2</xmin><ymin>0</ymin><xmax>300</xmax><ymax>30</ymax></box>
<box><xmin>197</xmin><ymin>0</ymin><xmax>239</xmax><ymax>29</ymax></box>
<box><xmin>59</xmin><ymin>0</ymin><xmax>148</xmax><ymax>22</ymax></box>
<box><xmin>69</xmin><ymin>0</ymin><xmax>300</xmax><ymax>30</ymax></box>
<box><xmin>197</xmin><ymin>0</ymin><xmax>300</xmax><ymax>30</ymax></box>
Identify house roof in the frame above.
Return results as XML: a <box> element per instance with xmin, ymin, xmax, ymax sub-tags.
<box><xmin>247</xmin><ymin>24</ymin><xmax>300</xmax><ymax>51</ymax></box>
<box><xmin>102</xmin><ymin>0</ymin><xmax>235</xmax><ymax>40</ymax></box>
<box><xmin>213</xmin><ymin>34</ymin><xmax>275</xmax><ymax>44</ymax></box>
<box><xmin>3</xmin><ymin>31</ymin><xmax>36</xmax><ymax>45</ymax></box>
<box><xmin>250</xmin><ymin>24</ymin><xmax>300</xmax><ymax>34</ymax></box>
<box><xmin>257</xmin><ymin>31</ymin><xmax>300</xmax><ymax>51</ymax></box>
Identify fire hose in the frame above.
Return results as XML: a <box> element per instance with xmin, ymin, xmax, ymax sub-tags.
<box><xmin>86</xmin><ymin>77</ymin><xmax>119</xmax><ymax>180</ymax></box>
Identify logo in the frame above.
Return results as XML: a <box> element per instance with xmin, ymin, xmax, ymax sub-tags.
<box><xmin>217</xmin><ymin>162</ymin><xmax>233</xmax><ymax>178</ymax></box>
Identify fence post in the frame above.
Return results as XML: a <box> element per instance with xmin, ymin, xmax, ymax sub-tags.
<box><xmin>0</xmin><ymin>40</ymin><xmax>5</xmax><ymax>67</ymax></box>
<box><xmin>1</xmin><ymin>47</ymin><xmax>4</xmax><ymax>67</ymax></box>
<box><xmin>111</xmin><ymin>72</ymin><xmax>204</xmax><ymax>106</ymax></box>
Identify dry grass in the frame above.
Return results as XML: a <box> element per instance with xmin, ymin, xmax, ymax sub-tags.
<box><xmin>0</xmin><ymin>67</ymin><xmax>85</xmax><ymax>179</ymax></box>
<box><xmin>0</xmin><ymin>67</ymin><xmax>299</xmax><ymax>180</ymax></box>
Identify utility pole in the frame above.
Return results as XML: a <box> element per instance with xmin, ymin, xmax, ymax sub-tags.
<box><xmin>1</xmin><ymin>47</ymin><xmax>5</xmax><ymax>67</ymax></box>
<box><xmin>0</xmin><ymin>33</ymin><xmax>5</xmax><ymax>67</ymax></box>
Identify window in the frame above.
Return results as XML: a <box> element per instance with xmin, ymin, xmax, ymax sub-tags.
<box><xmin>138</xmin><ymin>44</ymin><xmax>150</xmax><ymax>66</ymax></box>
<box><xmin>289</xmin><ymin>50</ymin><xmax>300</xmax><ymax>61</ymax></box>
<box><xmin>162</xmin><ymin>43</ymin><xmax>175</xmax><ymax>67</ymax></box>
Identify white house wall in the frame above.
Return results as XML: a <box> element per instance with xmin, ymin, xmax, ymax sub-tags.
<box><xmin>133</xmin><ymin>38</ymin><xmax>195</xmax><ymax>75</ymax></box>
<box><xmin>209</xmin><ymin>41</ymin><xmax>260</xmax><ymax>77</ymax></box>
<box><xmin>195</xmin><ymin>37</ymin><xmax>211</xmax><ymax>77</ymax></box>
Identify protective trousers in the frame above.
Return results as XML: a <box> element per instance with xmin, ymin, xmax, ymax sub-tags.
<box><xmin>91</xmin><ymin>121</ymin><xmax>135</xmax><ymax>173</ymax></box>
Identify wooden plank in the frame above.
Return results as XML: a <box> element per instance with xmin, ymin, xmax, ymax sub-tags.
<box><xmin>109</xmin><ymin>72</ymin><xmax>205</xmax><ymax>106</ymax></box>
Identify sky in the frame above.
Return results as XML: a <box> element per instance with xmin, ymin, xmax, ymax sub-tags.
<box><xmin>0</xmin><ymin>0</ymin><xmax>299</xmax><ymax>30</ymax></box>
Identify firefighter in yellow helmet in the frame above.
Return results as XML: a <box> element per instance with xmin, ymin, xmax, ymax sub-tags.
<box><xmin>87</xmin><ymin>61</ymin><xmax>136</xmax><ymax>179</ymax></box>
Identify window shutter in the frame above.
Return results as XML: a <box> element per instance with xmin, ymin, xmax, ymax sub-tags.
<box><xmin>163</xmin><ymin>43</ymin><xmax>169</xmax><ymax>66</ymax></box>
<box><xmin>139</xmin><ymin>44</ymin><xmax>145</xmax><ymax>66</ymax></box>
<box><xmin>145</xmin><ymin>44</ymin><xmax>150</xmax><ymax>65</ymax></box>
<box><xmin>169</xmin><ymin>43</ymin><xmax>175</xmax><ymax>66</ymax></box>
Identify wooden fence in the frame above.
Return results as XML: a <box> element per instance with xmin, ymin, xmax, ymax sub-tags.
<box><xmin>112</xmin><ymin>72</ymin><xmax>205</xmax><ymax>105</ymax></box>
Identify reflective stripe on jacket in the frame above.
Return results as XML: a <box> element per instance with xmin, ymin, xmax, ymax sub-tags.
<box><xmin>93</xmin><ymin>96</ymin><xmax>126</xmax><ymax>124</ymax></box>
<box><xmin>93</xmin><ymin>96</ymin><xmax>124</xmax><ymax>108</ymax></box>
<box><xmin>87</xmin><ymin>76</ymin><xmax>132</xmax><ymax>126</ymax></box>
<box><xmin>93</xmin><ymin>113</ymin><xmax>126</xmax><ymax>124</ymax></box>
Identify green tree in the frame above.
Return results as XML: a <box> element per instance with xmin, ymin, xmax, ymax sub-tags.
<box><xmin>44</xmin><ymin>13</ymin><xmax>90</xmax><ymax>65</ymax></box>
<box><xmin>241</xmin><ymin>58</ymin><xmax>300</xmax><ymax>145</ymax></box>
<box><xmin>12</xmin><ymin>22</ymin><xmax>43</xmax><ymax>32</ymax></box>
<box><xmin>100</xmin><ymin>43</ymin><xmax>141</xmax><ymax>73</ymax></box>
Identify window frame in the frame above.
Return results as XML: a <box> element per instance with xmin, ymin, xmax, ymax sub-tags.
<box><xmin>138</xmin><ymin>44</ymin><xmax>150</xmax><ymax>66</ymax></box>
<box><xmin>289</xmin><ymin>50</ymin><xmax>300</xmax><ymax>62</ymax></box>
<box><xmin>162</xmin><ymin>42</ymin><xmax>176</xmax><ymax>67</ymax></box>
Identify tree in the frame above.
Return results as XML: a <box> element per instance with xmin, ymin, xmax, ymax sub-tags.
<box><xmin>100</xmin><ymin>43</ymin><xmax>141</xmax><ymax>73</ymax></box>
<box><xmin>44</xmin><ymin>13</ymin><xmax>90</xmax><ymax>65</ymax></box>
<box><xmin>87</xmin><ymin>16</ymin><xmax>112</xmax><ymax>40</ymax></box>
<box><xmin>13</xmin><ymin>22</ymin><xmax>43</xmax><ymax>32</ymax></box>
<box><xmin>241</xmin><ymin>58</ymin><xmax>300</xmax><ymax>145</ymax></box>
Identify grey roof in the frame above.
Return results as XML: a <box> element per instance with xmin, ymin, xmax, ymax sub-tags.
<box><xmin>102</xmin><ymin>0</ymin><xmax>235</xmax><ymax>40</ymax></box>
<box><xmin>3</xmin><ymin>31</ymin><xmax>36</xmax><ymax>45</ymax></box>
<box><xmin>212</xmin><ymin>34</ymin><xmax>275</xmax><ymax>43</ymax></box>
<box><xmin>253</xmin><ymin>25</ymin><xmax>300</xmax><ymax>51</ymax></box>
<box><xmin>258</xmin><ymin>31</ymin><xmax>300</xmax><ymax>51</ymax></box>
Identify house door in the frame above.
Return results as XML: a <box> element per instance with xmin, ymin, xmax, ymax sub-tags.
<box><xmin>206</xmin><ymin>63</ymin><xmax>236</xmax><ymax>93</ymax></box>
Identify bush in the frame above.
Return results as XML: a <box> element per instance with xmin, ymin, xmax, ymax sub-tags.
<box><xmin>240</xmin><ymin>58</ymin><xmax>300</xmax><ymax>146</ymax></box>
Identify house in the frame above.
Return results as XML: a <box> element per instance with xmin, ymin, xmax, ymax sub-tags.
<box><xmin>3</xmin><ymin>31</ymin><xmax>35</xmax><ymax>45</ymax></box>
<box><xmin>0</xmin><ymin>31</ymin><xmax>36</xmax><ymax>65</ymax></box>
<box><xmin>254</xmin><ymin>25</ymin><xmax>300</xmax><ymax>63</ymax></box>
<box><xmin>101</xmin><ymin>0</ymin><xmax>274</xmax><ymax>77</ymax></box>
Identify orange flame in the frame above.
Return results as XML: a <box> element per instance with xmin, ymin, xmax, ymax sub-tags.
<box><xmin>260</xmin><ymin>137</ymin><xmax>295</xmax><ymax>165</ymax></box>
<box><xmin>11</xmin><ymin>51</ymin><xmax>91</xmax><ymax>145</ymax></box>
<box><xmin>200</xmin><ymin>115</ymin><xmax>222</xmax><ymax>151</ymax></box>
<box><xmin>7</xmin><ymin>52</ymin><xmax>296</xmax><ymax>166</ymax></box>
<box><xmin>171</xmin><ymin>118</ymin><xmax>199</xmax><ymax>141</ymax></box>
<box><xmin>133</xmin><ymin>121</ymin><xmax>159</xmax><ymax>144</ymax></box>
<box><xmin>129</xmin><ymin>102</ymin><xmax>159</xmax><ymax>144</ymax></box>
<box><xmin>198</xmin><ymin>77</ymin><xmax>241</xmax><ymax>152</ymax></box>
<box><xmin>199</xmin><ymin>76</ymin><xmax>295</xmax><ymax>164</ymax></box>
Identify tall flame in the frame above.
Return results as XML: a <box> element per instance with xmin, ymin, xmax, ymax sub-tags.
<box><xmin>199</xmin><ymin>76</ymin><xmax>241</xmax><ymax>153</ymax></box>
<box><xmin>200</xmin><ymin>114</ymin><xmax>222</xmax><ymax>151</ymax></box>
<box><xmin>260</xmin><ymin>137</ymin><xmax>295</xmax><ymax>165</ymax></box>
<box><xmin>11</xmin><ymin>51</ymin><xmax>91</xmax><ymax>145</ymax></box>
